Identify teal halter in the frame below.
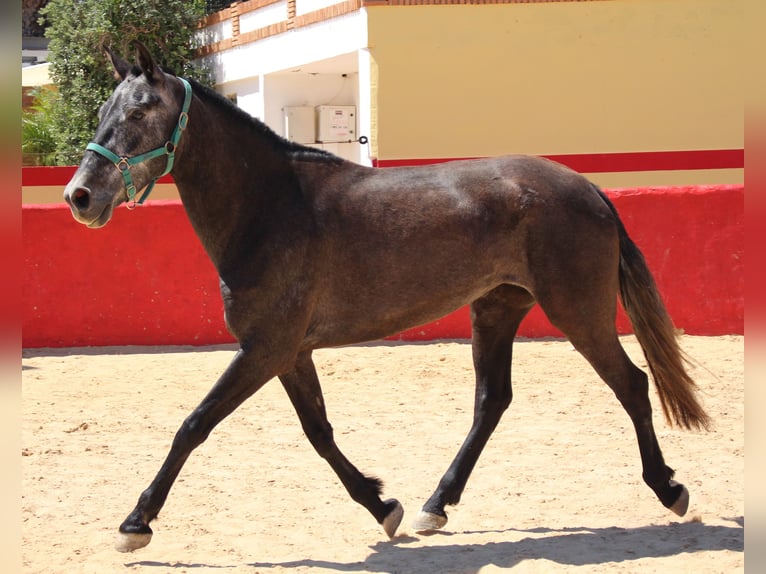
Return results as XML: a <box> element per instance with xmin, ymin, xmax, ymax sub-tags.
<box><xmin>85</xmin><ymin>77</ymin><xmax>192</xmax><ymax>208</ymax></box>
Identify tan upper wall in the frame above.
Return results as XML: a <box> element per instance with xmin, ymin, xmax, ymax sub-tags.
<box><xmin>366</xmin><ymin>0</ymin><xmax>743</xmax><ymax>185</ymax></box>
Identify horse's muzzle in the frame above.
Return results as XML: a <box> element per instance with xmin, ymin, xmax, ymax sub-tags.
<box><xmin>63</xmin><ymin>184</ymin><xmax>115</xmax><ymax>228</ymax></box>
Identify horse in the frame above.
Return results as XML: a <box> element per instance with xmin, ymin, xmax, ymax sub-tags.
<box><xmin>64</xmin><ymin>42</ymin><xmax>709</xmax><ymax>553</ymax></box>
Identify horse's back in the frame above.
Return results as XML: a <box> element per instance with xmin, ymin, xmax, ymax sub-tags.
<box><xmin>305</xmin><ymin>153</ymin><xmax>606</xmax><ymax>216</ymax></box>
<box><xmin>305</xmin><ymin>153</ymin><xmax>617</xmax><ymax>260</ymax></box>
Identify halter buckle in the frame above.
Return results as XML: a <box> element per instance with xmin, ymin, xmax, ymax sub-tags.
<box><xmin>125</xmin><ymin>182</ymin><xmax>138</xmax><ymax>209</ymax></box>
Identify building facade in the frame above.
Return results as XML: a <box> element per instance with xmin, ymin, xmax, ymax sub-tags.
<box><xmin>196</xmin><ymin>0</ymin><xmax>743</xmax><ymax>187</ymax></box>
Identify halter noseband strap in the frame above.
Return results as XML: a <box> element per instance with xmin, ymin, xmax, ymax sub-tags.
<box><xmin>86</xmin><ymin>77</ymin><xmax>192</xmax><ymax>208</ymax></box>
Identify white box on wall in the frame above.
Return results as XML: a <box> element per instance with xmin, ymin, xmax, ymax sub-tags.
<box><xmin>316</xmin><ymin>105</ymin><xmax>356</xmax><ymax>143</ymax></box>
<box><xmin>283</xmin><ymin>106</ymin><xmax>315</xmax><ymax>143</ymax></box>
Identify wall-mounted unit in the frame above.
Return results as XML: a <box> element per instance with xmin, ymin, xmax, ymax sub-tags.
<box><xmin>316</xmin><ymin>105</ymin><xmax>356</xmax><ymax>143</ymax></box>
<box><xmin>283</xmin><ymin>106</ymin><xmax>315</xmax><ymax>144</ymax></box>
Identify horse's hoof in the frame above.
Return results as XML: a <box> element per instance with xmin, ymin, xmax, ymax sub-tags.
<box><xmin>115</xmin><ymin>531</ymin><xmax>152</xmax><ymax>552</ymax></box>
<box><xmin>412</xmin><ymin>509</ymin><xmax>448</xmax><ymax>532</ymax></box>
<box><xmin>669</xmin><ymin>480</ymin><xmax>690</xmax><ymax>516</ymax></box>
<box><xmin>382</xmin><ymin>499</ymin><xmax>404</xmax><ymax>538</ymax></box>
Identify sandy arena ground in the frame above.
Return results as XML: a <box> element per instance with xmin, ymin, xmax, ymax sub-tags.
<box><xmin>22</xmin><ymin>335</ymin><xmax>743</xmax><ymax>573</ymax></box>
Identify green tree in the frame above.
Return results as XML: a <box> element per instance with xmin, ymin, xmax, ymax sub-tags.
<box><xmin>40</xmin><ymin>0</ymin><xmax>212</xmax><ymax>165</ymax></box>
<box><xmin>22</xmin><ymin>87</ymin><xmax>57</xmax><ymax>166</ymax></box>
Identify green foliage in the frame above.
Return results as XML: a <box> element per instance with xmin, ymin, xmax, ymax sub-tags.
<box><xmin>22</xmin><ymin>87</ymin><xmax>58</xmax><ymax>166</ymax></box>
<box><xmin>40</xmin><ymin>0</ymin><xmax>212</xmax><ymax>165</ymax></box>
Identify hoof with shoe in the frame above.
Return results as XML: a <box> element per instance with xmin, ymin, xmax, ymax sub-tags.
<box><xmin>412</xmin><ymin>509</ymin><xmax>448</xmax><ymax>532</ymax></box>
<box><xmin>382</xmin><ymin>499</ymin><xmax>404</xmax><ymax>538</ymax></box>
<box><xmin>668</xmin><ymin>480</ymin><xmax>690</xmax><ymax>516</ymax></box>
<box><xmin>115</xmin><ymin>531</ymin><xmax>152</xmax><ymax>553</ymax></box>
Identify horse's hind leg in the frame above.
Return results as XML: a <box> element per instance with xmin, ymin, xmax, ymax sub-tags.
<box><xmin>539</xmin><ymin>288</ymin><xmax>689</xmax><ymax>516</ymax></box>
<box><xmin>278</xmin><ymin>351</ymin><xmax>404</xmax><ymax>538</ymax></box>
<box><xmin>413</xmin><ymin>285</ymin><xmax>533</xmax><ymax>531</ymax></box>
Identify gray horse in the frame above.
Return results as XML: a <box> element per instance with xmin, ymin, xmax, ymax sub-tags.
<box><xmin>64</xmin><ymin>42</ymin><xmax>708</xmax><ymax>552</ymax></box>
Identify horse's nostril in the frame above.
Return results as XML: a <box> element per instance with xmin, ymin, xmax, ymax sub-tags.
<box><xmin>71</xmin><ymin>187</ymin><xmax>90</xmax><ymax>210</ymax></box>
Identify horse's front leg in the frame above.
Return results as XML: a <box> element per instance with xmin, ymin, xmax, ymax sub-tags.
<box><xmin>278</xmin><ymin>351</ymin><xmax>404</xmax><ymax>538</ymax></box>
<box><xmin>116</xmin><ymin>346</ymin><xmax>282</xmax><ymax>552</ymax></box>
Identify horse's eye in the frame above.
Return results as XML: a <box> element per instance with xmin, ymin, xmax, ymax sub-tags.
<box><xmin>129</xmin><ymin>110</ymin><xmax>145</xmax><ymax>121</ymax></box>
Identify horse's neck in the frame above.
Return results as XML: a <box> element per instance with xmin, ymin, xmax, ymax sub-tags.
<box><xmin>171</xmin><ymin>94</ymin><xmax>292</xmax><ymax>269</ymax></box>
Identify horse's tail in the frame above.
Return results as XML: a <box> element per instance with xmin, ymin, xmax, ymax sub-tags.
<box><xmin>594</xmin><ymin>186</ymin><xmax>710</xmax><ymax>431</ymax></box>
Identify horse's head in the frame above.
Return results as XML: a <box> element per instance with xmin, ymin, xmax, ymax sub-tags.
<box><xmin>64</xmin><ymin>42</ymin><xmax>191</xmax><ymax>228</ymax></box>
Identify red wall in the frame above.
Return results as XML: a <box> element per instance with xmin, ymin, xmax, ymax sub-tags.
<box><xmin>22</xmin><ymin>185</ymin><xmax>743</xmax><ymax>348</ymax></box>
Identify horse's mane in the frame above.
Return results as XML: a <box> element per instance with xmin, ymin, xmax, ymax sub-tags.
<box><xmin>186</xmin><ymin>77</ymin><xmax>342</xmax><ymax>164</ymax></box>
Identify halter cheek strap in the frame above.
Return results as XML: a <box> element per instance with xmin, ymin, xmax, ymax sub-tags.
<box><xmin>86</xmin><ymin>77</ymin><xmax>192</xmax><ymax>208</ymax></box>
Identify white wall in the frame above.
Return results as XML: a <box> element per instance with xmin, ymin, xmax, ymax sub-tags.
<box><xmin>197</xmin><ymin>8</ymin><xmax>372</xmax><ymax>164</ymax></box>
<box><xmin>263</xmin><ymin>72</ymin><xmax>356</xmax><ymax>135</ymax></box>
<box><xmin>240</xmin><ymin>0</ymin><xmax>288</xmax><ymax>32</ymax></box>
<box><xmin>200</xmin><ymin>10</ymin><xmax>368</xmax><ymax>82</ymax></box>
<box><xmin>264</xmin><ymin>71</ymin><xmax>368</xmax><ymax>163</ymax></box>
<box><xmin>217</xmin><ymin>76</ymin><xmax>264</xmax><ymax>120</ymax></box>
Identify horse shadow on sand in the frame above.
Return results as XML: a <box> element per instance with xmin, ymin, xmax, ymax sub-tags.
<box><xmin>127</xmin><ymin>517</ymin><xmax>743</xmax><ymax>573</ymax></box>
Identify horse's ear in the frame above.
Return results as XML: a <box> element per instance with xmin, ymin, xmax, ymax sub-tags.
<box><xmin>104</xmin><ymin>46</ymin><xmax>131</xmax><ymax>82</ymax></box>
<box><xmin>132</xmin><ymin>41</ymin><xmax>165</xmax><ymax>85</ymax></box>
